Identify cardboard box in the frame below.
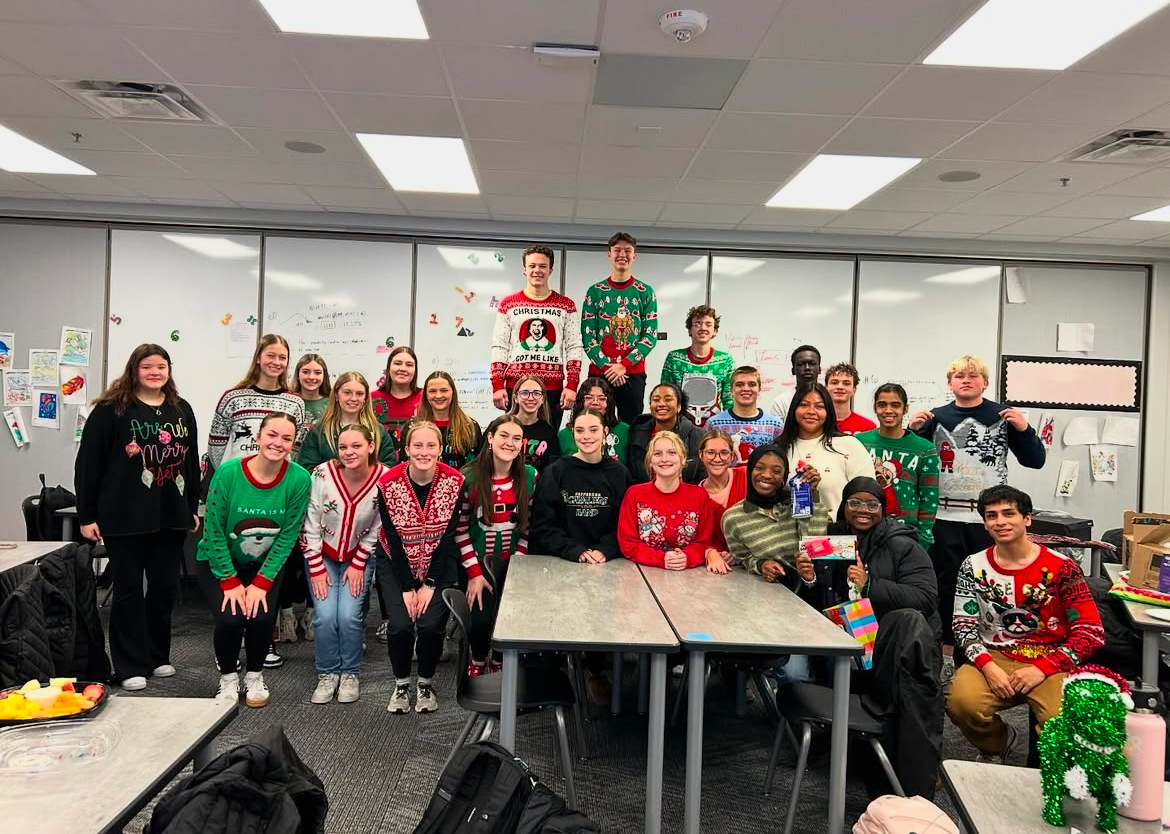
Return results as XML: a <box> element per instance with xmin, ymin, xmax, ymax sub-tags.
<box><xmin>1122</xmin><ymin>511</ymin><xmax>1170</xmax><ymax>565</ymax></box>
<box><xmin>1127</xmin><ymin>522</ymin><xmax>1170</xmax><ymax>591</ymax></box>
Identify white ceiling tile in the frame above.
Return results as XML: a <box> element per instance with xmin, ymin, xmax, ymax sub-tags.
<box><xmin>938</xmin><ymin>122</ymin><xmax>1111</xmax><ymax>163</ymax></box>
<box><xmin>91</xmin><ymin>0</ymin><xmax>274</xmax><ymax>31</ymax></box>
<box><xmin>987</xmin><ymin>217</ymin><xmax>1111</xmax><ymax>237</ymax></box>
<box><xmin>756</xmin><ymin>0</ymin><xmax>981</xmax><ymax>63</ymax></box>
<box><xmin>187</xmin><ymin>86</ymin><xmax>341</xmax><ymax>131</ymax></box>
<box><xmin>687</xmin><ymin>149</ymin><xmax>807</xmax><ymax>182</ymax></box>
<box><xmin>0</xmin><ymin>76</ymin><xmax>100</xmax><ymax>118</ymax></box>
<box><xmin>576</xmin><ymin>178</ymin><xmax>679</xmax><ymax>201</ymax></box>
<box><xmin>235</xmin><ymin>202</ymin><xmax>322</xmax><ymax>211</ymax></box>
<box><xmin>824</xmin><ymin>210</ymin><xmax>934</xmax><ymax>231</ymax></box>
<box><xmin>1094</xmin><ymin>168</ymin><xmax>1170</xmax><ymax>197</ymax></box>
<box><xmin>584</xmin><ymin>106</ymin><xmax>717</xmax><ymax>148</ymax></box>
<box><xmin>398</xmin><ymin>193</ymin><xmax>489</xmax><ymax>214</ymax></box>
<box><xmin>1126</xmin><ymin>100</ymin><xmax>1170</xmax><ymax>129</ymax></box>
<box><xmin>235</xmin><ymin>128</ymin><xmax>366</xmax><ymax>164</ymax></box>
<box><xmin>470</xmin><ymin>140</ymin><xmax>580</xmax><ymax>172</ymax></box>
<box><xmin>460</xmin><ymin>100</ymin><xmax>586</xmax><ymax>144</ymax></box>
<box><xmin>864</xmin><ymin>67</ymin><xmax>1051</xmax><ymax>121</ymax></box>
<box><xmin>0</xmin><ymin>0</ymin><xmax>98</xmax><ymax>24</ymax></box>
<box><xmin>706</xmin><ymin>113</ymin><xmax>846</xmax><ymax>153</ymax></box>
<box><xmin>1072</xmin><ymin>6</ymin><xmax>1170</xmax><ymax>77</ymax></box>
<box><xmin>211</xmin><ymin>182</ymin><xmax>316</xmax><ymax>205</ymax></box>
<box><xmin>657</xmin><ymin>202</ymin><xmax>752</xmax><ymax>224</ymax></box>
<box><xmin>119</xmin><ymin>177</ymin><xmax>229</xmax><ymax>200</ymax></box>
<box><xmin>726</xmin><ymin>60</ymin><xmax>902</xmax><ymax>115</ymax></box>
<box><xmin>126</xmin><ymin>30</ymin><xmax>310</xmax><ymax>89</ymax></box>
<box><xmin>20</xmin><ymin>174</ymin><xmax>141</xmax><ymax>198</ymax></box>
<box><xmin>0</xmin><ymin>172</ymin><xmax>55</xmax><ymax>193</ymax></box>
<box><xmin>0</xmin><ymin>24</ymin><xmax>163</xmax><ymax>79</ymax></box>
<box><xmin>321</xmin><ymin>92</ymin><xmax>460</xmax><ymax>136</ymax></box>
<box><xmin>740</xmin><ymin>207</ymin><xmax>838</xmax><ymax>227</ymax></box>
<box><xmin>977</xmin><ymin>233</ymin><xmax>1063</xmax><ymax>243</ymax></box>
<box><xmin>426</xmin><ymin>0</ymin><xmax>601</xmax><ymax>46</ymax></box>
<box><xmin>289</xmin><ymin>38</ymin><xmax>448</xmax><ymax>96</ymax></box>
<box><xmin>444</xmin><ymin>44</ymin><xmax>593</xmax><ymax>103</ymax></box>
<box><xmin>1071</xmin><ymin>220</ymin><xmax>1168</xmax><ymax>241</ymax></box>
<box><xmin>599</xmin><ymin>0</ymin><xmax>779</xmax><ymax>59</ymax></box>
<box><xmin>67</xmin><ymin>150</ymin><xmax>190</xmax><ymax>178</ymax></box>
<box><xmin>999</xmin><ymin>73</ymin><xmax>1170</xmax><ymax>125</ymax></box>
<box><xmin>478</xmin><ymin>170</ymin><xmax>579</xmax><ymax>197</ymax></box>
<box><xmin>671</xmin><ymin>179</ymin><xmax>781</xmax><ymax>204</ymax></box>
<box><xmin>487</xmin><ymin>195</ymin><xmax>575</xmax><ymax>219</ymax></box>
<box><xmin>406</xmin><ymin>209</ymin><xmax>492</xmax><ymax>219</ymax></box>
<box><xmin>579</xmin><ymin>146</ymin><xmax>694</xmax><ymax>178</ymax></box>
<box><xmin>302</xmin><ymin>186</ymin><xmax>403</xmax><ymax>211</ymax></box>
<box><xmin>949</xmin><ymin>191</ymin><xmax>1075</xmax><ymax>215</ymax></box>
<box><xmin>0</xmin><ymin>116</ymin><xmax>146</xmax><ymax>153</ymax></box>
<box><xmin>993</xmin><ymin>163</ymin><xmax>1144</xmax><ymax>195</ymax></box>
<box><xmin>892</xmin><ymin>159</ymin><xmax>1031</xmax><ymax>191</ymax></box>
<box><xmin>1043</xmin><ymin>195</ymin><xmax>1169</xmax><ymax>219</ymax></box>
<box><xmin>168</xmin><ymin>155</ymin><xmax>379</xmax><ymax>188</ymax></box>
<box><xmin>117</xmin><ymin>122</ymin><xmax>259</xmax><ymax>157</ymax></box>
<box><xmin>657</xmin><ymin>221</ymin><xmax>739</xmax><ymax>230</ymax></box>
<box><xmin>823</xmin><ymin>118</ymin><xmax>979</xmax><ymax>157</ymax></box>
<box><xmin>909</xmin><ymin>214</ymin><xmax>1021</xmax><ymax>233</ymax></box>
<box><xmin>0</xmin><ymin>55</ymin><xmax>26</xmax><ymax>75</ymax></box>
<box><xmin>896</xmin><ymin>229</ymin><xmax>982</xmax><ymax>239</ymax></box>
<box><xmin>816</xmin><ymin>226</ymin><xmax>900</xmax><ymax>236</ymax></box>
<box><xmin>575</xmin><ymin>199</ymin><xmax>664</xmax><ymax>221</ymax></box>
<box><xmin>855</xmin><ymin>187</ymin><xmax>972</xmax><ymax>212</ymax></box>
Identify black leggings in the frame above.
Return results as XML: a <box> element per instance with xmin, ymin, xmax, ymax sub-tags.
<box><xmin>198</xmin><ymin>559</ymin><xmax>284</xmax><ymax>673</ymax></box>
<box><xmin>468</xmin><ymin>558</ymin><xmax>510</xmax><ymax>661</ymax></box>
<box><xmin>277</xmin><ymin>542</ymin><xmax>312</xmax><ymax>609</ymax></box>
<box><xmin>376</xmin><ymin>555</ymin><xmax>450</xmax><ymax>680</ymax></box>
<box><xmin>104</xmin><ymin>531</ymin><xmax>186</xmax><ymax>679</ymax></box>
<box><xmin>929</xmin><ymin>519</ymin><xmax>992</xmax><ymax>646</ymax></box>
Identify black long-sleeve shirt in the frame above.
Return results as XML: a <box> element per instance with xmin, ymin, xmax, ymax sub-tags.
<box><xmin>530</xmin><ymin>455</ymin><xmax>631</xmax><ymax>562</ymax></box>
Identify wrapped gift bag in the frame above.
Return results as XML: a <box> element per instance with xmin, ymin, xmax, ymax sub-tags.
<box><xmin>824</xmin><ymin>598</ymin><xmax>878</xmax><ymax>670</ymax></box>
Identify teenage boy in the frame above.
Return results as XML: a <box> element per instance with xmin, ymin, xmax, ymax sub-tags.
<box><xmin>580</xmin><ymin>231</ymin><xmax>659</xmax><ymax>424</ymax></box>
<box><xmin>706</xmin><ymin>366</ymin><xmax>784</xmax><ymax>463</ymax></box>
<box><xmin>490</xmin><ymin>245</ymin><xmax>584</xmax><ymax>429</ymax></box>
<box><xmin>660</xmin><ymin>304</ymin><xmax>735</xmax><ymax>427</ymax></box>
<box><xmin>857</xmin><ymin>383</ymin><xmax>939</xmax><ymax>549</ymax></box>
<box><xmin>908</xmin><ymin>355</ymin><xmax>1045</xmax><ymax>668</ymax></box>
<box><xmin>946</xmin><ymin>485</ymin><xmax>1103</xmax><ymax>763</ymax></box>
<box><xmin>825</xmin><ymin>362</ymin><xmax>876</xmax><ymax>434</ymax></box>
<box><xmin>767</xmin><ymin>345</ymin><xmax>821</xmax><ymax>421</ymax></box>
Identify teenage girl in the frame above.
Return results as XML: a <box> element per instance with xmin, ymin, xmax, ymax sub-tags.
<box><xmin>412</xmin><ymin>370</ymin><xmax>482</xmax><ymax>470</ymax></box>
<box><xmin>297</xmin><ymin>371</ymin><xmax>396</xmax><ymax>471</ymax></box>
<box><xmin>505</xmin><ymin>373</ymin><xmax>561</xmax><ymax>473</ymax></box>
<box><xmin>371</xmin><ymin>346</ymin><xmax>422</xmax><ymax>458</ymax></box>
<box><xmin>557</xmin><ymin>376</ymin><xmax>629</xmax><ymax>464</ymax></box>
<box><xmin>292</xmin><ymin>353</ymin><xmax>331</xmax><ymax>432</ymax></box>
<box><xmin>698</xmin><ymin>429</ymin><xmax>746</xmax><ymax>566</ymax></box>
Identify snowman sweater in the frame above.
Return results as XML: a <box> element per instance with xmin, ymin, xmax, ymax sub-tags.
<box><xmin>490</xmin><ymin>290</ymin><xmax>584</xmax><ymax>393</ymax></box>
<box><xmin>196</xmin><ymin>456</ymin><xmax>312</xmax><ymax>591</ymax></box>
<box><xmin>953</xmin><ymin>545</ymin><xmax>1103</xmax><ymax>675</ymax></box>
<box><xmin>205</xmin><ymin>386</ymin><xmax>308</xmax><ymax>471</ymax></box>
<box><xmin>301</xmin><ymin>460</ymin><xmax>388</xmax><ymax>577</ymax></box>
<box><xmin>581</xmin><ymin>276</ymin><xmax>659</xmax><ymax>375</ymax></box>
<box><xmin>660</xmin><ymin>348</ymin><xmax>735</xmax><ymax>428</ymax></box>
<box><xmin>617</xmin><ymin>481</ymin><xmax>714</xmax><ymax>569</ymax></box>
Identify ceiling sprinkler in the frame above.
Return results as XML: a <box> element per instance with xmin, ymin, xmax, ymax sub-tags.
<box><xmin>659</xmin><ymin>9</ymin><xmax>709</xmax><ymax>43</ymax></box>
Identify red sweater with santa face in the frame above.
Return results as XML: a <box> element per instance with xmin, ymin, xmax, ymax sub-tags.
<box><xmin>617</xmin><ymin>481</ymin><xmax>714</xmax><ymax>569</ymax></box>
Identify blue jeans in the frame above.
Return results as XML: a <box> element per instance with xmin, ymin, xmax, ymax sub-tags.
<box><xmin>772</xmin><ymin>654</ymin><xmax>812</xmax><ymax>684</ymax></box>
<box><xmin>310</xmin><ymin>559</ymin><xmax>369</xmax><ymax>675</ymax></box>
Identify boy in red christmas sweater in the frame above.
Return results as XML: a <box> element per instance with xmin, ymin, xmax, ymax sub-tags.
<box><xmin>946</xmin><ymin>485</ymin><xmax>1103</xmax><ymax>762</ymax></box>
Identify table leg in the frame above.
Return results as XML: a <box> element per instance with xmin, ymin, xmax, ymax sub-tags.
<box><xmin>1142</xmin><ymin>631</ymin><xmax>1160</xmax><ymax>685</ymax></box>
<box><xmin>638</xmin><ymin>653</ymin><xmax>650</xmax><ymax>715</ymax></box>
<box><xmin>500</xmin><ymin>649</ymin><xmax>519</xmax><ymax>751</ymax></box>
<box><xmin>61</xmin><ymin>515</ymin><xmax>74</xmax><ymax>541</ymax></box>
<box><xmin>645</xmin><ymin>653</ymin><xmax>666</xmax><ymax>834</ymax></box>
<box><xmin>684</xmin><ymin>650</ymin><xmax>705</xmax><ymax>834</ymax></box>
<box><xmin>1090</xmin><ymin>549</ymin><xmax>1100</xmax><ymax>580</ymax></box>
<box><xmin>828</xmin><ymin>656</ymin><xmax>850</xmax><ymax>834</ymax></box>
<box><xmin>193</xmin><ymin>739</ymin><xmax>215</xmax><ymax>772</ymax></box>
<box><xmin>611</xmin><ymin>652</ymin><xmax>623</xmax><ymax>715</ymax></box>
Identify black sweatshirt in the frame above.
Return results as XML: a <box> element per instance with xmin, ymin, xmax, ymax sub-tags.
<box><xmin>74</xmin><ymin>398</ymin><xmax>201</xmax><ymax>536</ymax></box>
<box><xmin>530</xmin><ymin>454</ymin><xmax>632</xmax><ymax>562</ymax></box>
<box><xmin>520</xmin><ymin>419</ymin><xmax>561</xmax><ymax>473</ymax></box>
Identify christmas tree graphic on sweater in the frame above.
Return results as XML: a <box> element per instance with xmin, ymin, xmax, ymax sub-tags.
<box><xmin>934</xmin><ymin>417</ymin><xmax>1009</xmax><ymax>522</ymax></box>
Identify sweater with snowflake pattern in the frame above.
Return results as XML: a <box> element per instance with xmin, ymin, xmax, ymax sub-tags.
<box><xmin>300</xmin><ymin>460</ymin><xmax>388</xmax><ymax>577</ymax></box>
<box><xmin>617</xmin><ymin>481</ymin><xmax>714</xmax><ymax>569</ymax></box>
<box><xmin>205</xmin><ymin>386</ymin><xmax>308</xmax><ymax>472</ymax></box>
<box><xmin>581</xmin><ymin>276</ymin><xmax>659</xmax><ymax>375</ymax></box>
<box><xmin>490</xmin><ymin>290</ymin><xmax>584</xmax><ymax>393</ymax></box>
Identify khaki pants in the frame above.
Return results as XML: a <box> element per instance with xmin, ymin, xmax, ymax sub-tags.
<box><xmin>945</xmin><ymin>650</ymin><xmax>1065</xmax><ymax>756</ymax></box>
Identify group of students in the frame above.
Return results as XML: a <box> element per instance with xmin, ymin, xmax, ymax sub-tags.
<box><xmin>71</xmin><ymin>229</ymin><xmax>1107</xmax><ymax>799</ymax></box>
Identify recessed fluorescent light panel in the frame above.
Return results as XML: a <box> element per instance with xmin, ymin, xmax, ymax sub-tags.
<box><xmin>1132</xmin><ymin>204</ymin><xmax>1170</xmax><ymax>221</ymax></box>
<box><xmin>256</xmin><ymin>0</ymin><xmax>429</xmax><ymax>39</ymax></box>
<box><xmin>0</xmin><ymin>124</ymin><xmax>94</xmax><ymax>175</ymax></box>
<box><xmin>356</xmin><ymin>134</ymin><xmax>479</xmax><ymax>194</ymax></box>
<box><xmin>683</xmin><ymin>256</ymin><xmax>767</xmax><ymax>276</ymax></box>
<box><xmin>766</xmin><ymin>155</ymin><xmax>921</xmax><ymax>211</ymax></box>
<box><xmin>924</xmin><ymin>0</ymin><xmax>1170</xmax><ymax>70</ymax></box>
<box><xmin>162</xmin><ymin>234</ymin><xmax>259</xmax><ymax>259</ymax></box>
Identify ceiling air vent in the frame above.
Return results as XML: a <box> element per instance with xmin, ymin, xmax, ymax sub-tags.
<box><xmin>52</xmin><ymin>80</ymin><xmax>215</xmax><ymax>123</ymax></box>
<box><xmin>1068</xmin><ymin>129</ymin><xmax>1170</xmax><ymax>164</ymax></box>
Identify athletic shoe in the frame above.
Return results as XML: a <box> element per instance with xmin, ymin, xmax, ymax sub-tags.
<box><xmin>215</xmin><ymin>673</ymin><xmax>240</xmax><ymax>704</ymax></box>
<box><xmin>977</xmin><ymin>720</ymin><xmax>1020</xmax><ymax>765</ymax></box>
<box><xmin>416</xmin><ymin>683</ymin><xmax>439</xmax><ymax>713</ymax></box>
<box><xmin>121</xmin><ymin>676</ymin><xmax>147</xmax><ymax>691</ymax></box>
<box><xmin>244</xmin><ymin>671</ymin><xmax>269</xmax><ymax>708</ymax></box>
<box><xmin>311</xmin><ymin>673</ymin><xmax>339</xmax><ymax>705</ymax></box>
<box><xmin>152</xmin><ymin>664</ymin><xmax>176</xmax><ymax>678</ymax></box>
<box><xmin>300</xmin><ymin>610</ymin><xmax>315</xmax><ymax>642</ymax></box>
<box><xmin>277</xmin><ymin>608</ymin><xmax>298</xmax><ymax>643</ymax></box>
<box><xmin>264</xmin><ymin>644</ymin><xmax>284</xmax><ymax>669</ymax></box>
<box><xmin>337</xmin><ymin>673</ymin><xmax>360</xmax><ymax>704</ymax></box>
<box><xmin>486</xmin><ymin>660</ymin><xmax>502</xmax><ymax>674</ymax></box>
<box><xmin>375</xmin><ymin>619</ymin><xmax>389</xmax><ymax>643</ymax></box>
<box><xmin>386</xmin><ymin>683</ymin><xmax>411</xmax><ymax>714</ymax></box>
<box><xmin>468</xmin><ymin>662</ymin><xmax>486</xmax><ymax>678</ymax></box>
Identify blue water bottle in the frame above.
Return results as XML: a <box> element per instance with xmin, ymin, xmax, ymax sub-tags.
<box><xmin>790</xmin><ymin>461</ymin><xmax>813</xmax><ymax>519</ymax></box>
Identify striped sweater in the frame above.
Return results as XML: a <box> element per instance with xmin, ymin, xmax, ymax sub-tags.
<box><xmin>300</xmin><ymin>460</ymin><xmax>388</xmax><ymax>578</ymax></box>
<box><xmin>721</xmin><ymin>491</ymin><xmax>829</xmax><ymax>577</ymax></box>
<box><xmin>454</xmin><ymin>466</ymin><xmax>537</xmax><ymax>573</ymax></box>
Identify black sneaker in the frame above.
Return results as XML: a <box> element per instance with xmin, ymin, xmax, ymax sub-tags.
<box><xmin>263</xmin><ymin>643</ymin><xmax>284</xmax><ymax>669</ymax></box>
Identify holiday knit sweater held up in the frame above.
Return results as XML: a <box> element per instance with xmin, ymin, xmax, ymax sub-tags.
<box><xmin>558</xmin><ymin>421</ymin><xmax>629</xmax><ymax>465</ymax></box>
<box><xmin>953</xmin><ymin>545</ymin><xmax>1103</xmax><ymax>675</ymax></box>
<box><xmin>300</xmin><ymin>460</ymin><xmax>388</xmax><ymax>578</ymax></box>
<box><xmin>205</xmin><ymin>386</ymin><xmax>308</xmax><ymax>472</ymax></box>
<box><xmin>912</xmin><ymin>399</ymin><xmax>1045</xmax><ymax>524</ymax></box>
<box><xmin>490</xmin><ymin>290</ymin><xmax>584</xmax><ymax>393</ymax></box>
<box><xmin>530</xmin><ymin>454</ymin><xmax>632</xmax><ymax>562</ymax></box>
<box><xmin>196</xmin><ymin>456</ymin><xmax>312</xmax><ymax>591</ymax></box>
<box><xmin>660</xmin><ymin>348</ymin><xmax>735</xmax><ymax>428</ymax></box>
<box><xmin>856</xmin><ymin>429</ymin><xmax>940</xmax><ymax>550</ymax></box>
<box><xmin>371</xmin><ymin>389</ymin><xmax>422</xmax><ymax>459</ymax></box>
<box><xmin>374</xmin><ymin>462</ymin><xmax>471</xmax><ymax>590</ymax></box>
<box><xmin>581</xmin><ymin>276</ymin><xmax>659</xmax><ymax>376</ymax></box>
<box><xmin>618</xmin><ymin>481</ymin><xmax>714</xmax><ymax>569</ymax></box>
<box><xmin>706</xmin><ymin>409</ymin><xmax>784</xmax><ymax>463</ymax></box>
<box><xmin>721</xmin><ymin>490</ymin><xmax>829</xmax><ymax>578</ymax></box>
<box><xmin>455</xmin><ymin>466</ymin><xmax>537</xmax><ymax>570</ymax></box>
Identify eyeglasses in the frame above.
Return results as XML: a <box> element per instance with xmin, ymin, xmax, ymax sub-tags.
<box><xmin>516</xmin><ymin>390</ymin><xmax>543</xmax><ymax>399</ymax></box>
<box><xmin>846</xmin><ymin>499</ymin><xmax>882</xmax><ymax>512</ymax></box>
<box><xmin>702</xmin><ymin>449</ymin><xmax>733</xmax><ymax>460</ymax></box>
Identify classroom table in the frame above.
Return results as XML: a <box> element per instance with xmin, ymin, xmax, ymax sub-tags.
<box><xmin>638</xmin><ymin>566</ymin><xmax>863</xmax><ymax>834</ymax></box>
<box><xmin>942</xmin><ymin>759</ymin><xmax>1167</xmax><ymax>834</ymax></box>
<box><xmin>492</xmin><ymin>553</ymin><xmax>679</xmax><ymax>834</ymax></box>
<box><xmin>0</xmin><ymin>695</ymin><xmax>239</xmax><ymax>833</ymax></box>
<box><xmin>0</xmin><ymin>541</ymin><xmax>70</xmax><ymax>573</ymax></box>
<box><xmin>1104</xmin><ymin>562</ymin><xmax>1170</xmax><ymax>683</ymax></box>
<box><xmin>55</xmin><ymin>505</ymin><xmax>78</xmax><ymax>540</ymax></box>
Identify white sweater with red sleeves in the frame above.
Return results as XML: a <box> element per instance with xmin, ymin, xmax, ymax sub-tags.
<box><xmin>300</xmin><ymin>460</ymin><xmax>388</xmax><ymax>577</ymax></box>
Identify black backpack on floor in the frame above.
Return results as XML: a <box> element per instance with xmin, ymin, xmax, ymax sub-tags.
<box><xmin>34</xmin><ymin>473</ymin><xmax>77</xmax><ymax>542</ymax></box>
<box><xmin>414</xmin><ymin>742</ymin><xmax>597</xmax><ymax>834</ymax></box>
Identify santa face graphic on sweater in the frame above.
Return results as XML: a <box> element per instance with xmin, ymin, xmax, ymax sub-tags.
<box><xmin>229</xmin><ymin>516</ymin><xmax>280</xmax><ymax>558</ymax></box>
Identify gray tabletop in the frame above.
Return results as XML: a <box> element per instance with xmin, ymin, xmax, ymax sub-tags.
<box><xmin>639</xmin><ymin>566</ymin><xmax>862</xmax><ymax>655</ymax></box>
<box><xmin>0</xmin><ymin>541</ymin><xmax>70</xmax><ymax>573</ymax></box>
<box><xmin>493</xmin><ymin>554</ymin><xmax>679</xmax><ymax>653</ymax></box>
<box><xmin>1104</xmin><ymin>562</ymin><xmax>1170</xmax><ymax>632</ymax></box>
<box><xmin>0</xmin><ymin>696</ymin><xmax>238</xmax><ymax>832</ymax></box>
<box><xmin>943</xmin><ymin>760</ymin><xmax>1167</xmax><ymax>834</ymax></box>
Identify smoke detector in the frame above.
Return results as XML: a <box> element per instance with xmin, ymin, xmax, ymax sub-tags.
<box><xmin>1068</xmin><ymin>129</ymin><xmax>1170</xmax><ymax>165</ymax></box>
<box><xmin>660</xmin><ymin>9</ymin><xmax>709</xmax><ymax>43</ymax></box>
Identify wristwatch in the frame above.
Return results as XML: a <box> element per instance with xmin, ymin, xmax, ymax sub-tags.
<box><xmin>422</xmin><ymin>577</ymin><xmax>436</xmax><ymax>589</ymax></box>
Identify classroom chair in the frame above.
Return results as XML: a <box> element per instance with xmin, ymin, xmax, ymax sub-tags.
<box><xmin>441</xmin><ymin>588</ymin><xmax>580</xmax><ymax>809</ymax></box>
<box><xmin>765</xmin><ymin>682</ymin><xmax>904</xmax><ymax>834</ymax></box>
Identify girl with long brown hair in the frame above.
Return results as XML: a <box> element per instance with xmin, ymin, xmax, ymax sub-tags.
<box><xmin>505</xmin><ymin>373</ymin><xmax>561</xmax><ymax>473</ymax></box>
<box><xmin>411</xmin><ymin>370</ymin><xmax>482</xmax><ymax>469</ymax></box>
<box><xmin>292</xmin><ymin>353</ymin><xmax>331</xmax><ymax>430</ymax></box>
<box><xmin>371</xmin><ymin>346</ymin><xmax>422</xmax><ymax>456</ymax></box>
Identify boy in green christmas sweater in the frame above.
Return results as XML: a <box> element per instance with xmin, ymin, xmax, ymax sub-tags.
<box><xmin>660</xmin><ymin>304</ymin><xmax>734</xmax><ymax>428</ymax></box>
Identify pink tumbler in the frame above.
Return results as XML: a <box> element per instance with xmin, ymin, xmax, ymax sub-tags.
<box><xmin>1121</xmin><ymin>683</ymin><xmax>1165</xmax><ymax>822</ymax></box>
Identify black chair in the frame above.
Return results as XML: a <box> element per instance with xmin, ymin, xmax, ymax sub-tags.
<box><xmin>441</xmin><ymin>588</ymin><xmax>579</xmax><ymax>809</ymax></box>
<box><xmin>765</xmin><ymin>683</ymin><xmax>904</xmax><ymax>834</ymax></box>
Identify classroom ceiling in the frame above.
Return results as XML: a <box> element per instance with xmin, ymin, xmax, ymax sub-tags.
<box><xmin>4</xmin><ymin>0</ymin><xmax>1170</xmax><ymax>247</ymax></box>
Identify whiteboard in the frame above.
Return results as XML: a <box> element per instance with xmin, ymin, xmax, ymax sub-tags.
<box><xmin>107</xmin><ymin>230</ymin><xmax>260</xmax><ymax>440</ymax></box>
<box><xmin>710</xmin><ymin>255</ymin><xmax>854</xmax><ymax>404</ymax></box>
<box><xmin>413</xmin><ymin>243</ymin><xmax>541</xmax><ymax>428</ymax></box>
<box><xmin>263</xmin><ymin>236</ymin><xmax>413</xmax><ymax>391</ymax></box>
<box><xmin>564</xmin><ymin>249</ymin><xmax>705</xmax><ymax>402</ymax></box>
<box><xmin>854</xmin><ymin>259</ymin><xmax>1002</xmax><ymax>420</ymax></box>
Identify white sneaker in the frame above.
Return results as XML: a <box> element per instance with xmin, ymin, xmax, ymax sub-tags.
<box><xmin>244</xmin><ymin>671</ymin><xmax>269</xmax><ymax>708</ymax></box>
<box><xmin>215</xmin><ymin>673</ymin><xmax>240</xmax><ymax>704</ymax></box>
<box><xmin>152</xmin><ymin>664</ymin><xmax>176</xmax><ymax>678</ymax></box>
<box><xmin>311</xmin><ymin>673</ymin><xmax>339</xmax><ymax>704</ymax></box>
<box><xmin>416</xmin><ymin>682</ymin><xmax>439</xmax><ymax>713</ymax></box>
<box><xmin>121</xmin><ymin>676</ymin><xmax>147</xmax><ymax>691</ymax></box>
<box><xmin>277</xmin><ymin>608</ymin><xmax>298</xmax><ymax>643</ymax></box>
<box><xmin>337</xmin><ymin>673</ymin><xmax>360</xmax><ymax>704</ymax></box>
<box><xmin>300</xmin><ymin>610</ymin><xmax>315</xmax><ymax>641</ymax></box>
<box><xmin>387</xmin><ymin>683</ymin><xmax>411</xmax><ymax>714</ymax></box>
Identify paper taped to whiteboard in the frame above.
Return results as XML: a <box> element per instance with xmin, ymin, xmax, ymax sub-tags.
<box><xmin>1101</xmin><ymin>416</ymin><xmax>1139</xmax><ymax>446</ymax></box>
<box><xmin>1062</xmin><ymin>417</ymin><xmax>1098</xmax><ymax>446</ymax></box>
<box><xmin>1057</xmin><ymin>322</ymin><xmax>1094</xmax><ymax>352</ymax></box>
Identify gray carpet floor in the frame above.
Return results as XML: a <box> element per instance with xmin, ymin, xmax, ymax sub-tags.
<box><xmin>109</xmin><ymin>590</ymin><xmax>1026</xmax><ymax>833</ymax></box>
